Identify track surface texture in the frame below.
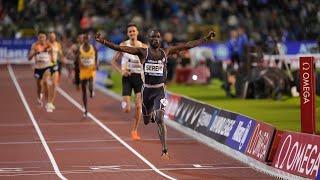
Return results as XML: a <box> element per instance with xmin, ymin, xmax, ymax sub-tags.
<box><xmin>0</xmin><ymin>65</ymin><xmax>276</xmax><ymax>180</ymax></box>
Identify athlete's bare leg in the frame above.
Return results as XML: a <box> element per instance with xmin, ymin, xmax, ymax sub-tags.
<box><xmin>36</xmin><ymin>79</ymin><xmax>43</xmax><ymax>106</ymax></box>
<box><xmin>81</xmin><ymin>79</ymin><xmax>88</xmax><ymax>116</ymax></box>
<box><xmin>43</xmin><ymin>70</ymin><xmax>54</xmax><ymax>112</ymax></box>
<box><xmin>131</xmin><ymin>93</ymin><xmax>142</xmax><ymax>140</ymax></box>
<box><xmin>49</xmin><ymin>71</ymin><xmax>59</xmax><ymax>107</ymax></box>
<box><xmin>88</xmin><ymin>77</ymin><xmax>94</xmax><ymax>98</ymax></box>
<box><xmin>122</xmin><ymin>96</ymin><xmax>131</xmax><ymax>113</ymax></box>
<box><xmin>132</xmin><ymin>93</ymin><xmax>142</xmax><ymax>131</ymax></box>
<box><xmin>155</xmin><ymin>109</ymin><xmax>169</xmax><ymax>160</ymax></box>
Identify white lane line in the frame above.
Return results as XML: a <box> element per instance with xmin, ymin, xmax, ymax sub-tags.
<box><xmin>0</xmin><ymin>161</ymin><xmax>49</xmax><ymax>164</ymax></box>
<box><xmin>55</xmin><ymin>146</ymin><xmax>124</xmax><ymax>151</ymax></box>
<box><xmin>0</xmin><ymin>166</ymin><xmax>251</xmax><ymax>177</ymax></box>
<box><xmin>57</xmin><ymin>87</ymin><xmax>176</xmax><ymax>180</ymax></box>
<box><xmin>8</xmin><ymin>65</ymin><xmax>67</xmax><ymax>180</ymax></box>
<box><xmin>0</xmin><ymin>137</ymin><xmax>194</xmax><ymax>145</ymax></box>
<box><xmin>0</xmin><ymin>121</ymin><xmax>139</xmax><ymax>127</ymax></box>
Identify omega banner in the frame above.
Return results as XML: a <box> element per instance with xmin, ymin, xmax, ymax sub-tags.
<box><xmin>299</xmin><ymin>57</ymin><xmax>316</xmax><ymax>134</ymax></box>
<box><xmin>272</xmin><ymin>132</ymin><xmax>320</xmax><ymax>179</ymax></box>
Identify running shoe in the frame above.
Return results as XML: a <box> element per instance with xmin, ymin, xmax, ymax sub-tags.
<box><xmin>83</xmin><ymin>110</ymin><xmax>88</xmax><ymax>117</ymax></box>
<box><xmin>45</xmin><ymin>103</ymin><xmax>53</xmax><ymax>113</ymax></box>
<box><xmin>161</xmin><ymin>152</ymin><xmax>170</xmax><ymax>160</ymax></box>
<box><xmin>131</xmin><ymin>131</ymin><xmax>141</xmax><ymax>141</ymax></box>
<box><xmin>48</xmin><ymin>103</ymin><xmax>55</xmax><ymax>110</ymax></box>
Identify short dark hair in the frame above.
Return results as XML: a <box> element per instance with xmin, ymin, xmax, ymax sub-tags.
<box><xmin>38</xmin><ymin>30</ymin><xmax>46</xmax><ymax>35</ymax></box>
<box><xmin>148</xmin><ymin>28</ymin><xmax>161</xmax><ymax>37</ymax></box>
<box><xmin>127</xmin><ymin>23</ymin><xmax>138</xmax><ymax>29</ymax></box>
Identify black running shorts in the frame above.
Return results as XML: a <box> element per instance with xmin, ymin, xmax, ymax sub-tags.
<box><xmin>122</xmin><ymin>73</ymin><xmax>143</xmax><ymax>96</ymax></box>
<box><xmin>34</xmin><ymin>66</ymin><xmax>51</xmax><ymax>80</ymax></box>
<box><xmin>141</xmin><ymin>86</ymin><xmax>165</xmax><ymax>116</ymax></box>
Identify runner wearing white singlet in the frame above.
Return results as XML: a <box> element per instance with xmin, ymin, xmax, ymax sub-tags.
<box><xmin>111</xmin><ymin>23</ymin><xmax>147</xmax><ymax>141</ymax></box>
<box><xmin>28</xmin><ymin>31</ymin><xmax>54</xmax><ymax>112</ymax></box>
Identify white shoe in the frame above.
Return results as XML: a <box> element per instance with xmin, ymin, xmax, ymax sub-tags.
<box><xmin>45</xmin><ymin>103</ymin><xmax>53</xmax><ymax>113</ymax></box>
<box><xmin>83</xmin><ymin>111</ymin><xmax>88</xmax><ymax>117</ymax></box>
<box><xmin>48</xmin><ymin>103</ymin><xmax>56</xmax><ymax>110</ymax></box>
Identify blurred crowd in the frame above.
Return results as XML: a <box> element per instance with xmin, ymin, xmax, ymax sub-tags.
<box><xmin>1</xmin><ymin>0</ymin><xmax>319</xmax><ymax>43</ymax></box>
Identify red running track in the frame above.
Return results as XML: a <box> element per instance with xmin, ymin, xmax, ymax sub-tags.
<box><xmin>0</xmin><ymin>65</ymin><xmax>276</xmax><ymax>180</ymax></box>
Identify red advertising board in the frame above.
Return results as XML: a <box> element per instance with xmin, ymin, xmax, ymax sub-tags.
<box><xmin>299</xmin><ymin>57</ymin><xmax>316</xmax><ymax>134</ymax></box>
<box><xmin>165</xmin><ymin>93</ymin><xmax>181</xmax><ymax>120</ymax></box>
<box><xmin>272</xmin><ymin>132</ymin><xmax>320</xmax><ymax>179</ymax></box>
<box><xmin>245</xmin><ymin>121</ymin><xmax>275</xmax><ymax>162</ymax></box>
<box><xmin>268</xmin><ymin>130</ymin><xmax>284</xmax><ymax>163</ymax></box>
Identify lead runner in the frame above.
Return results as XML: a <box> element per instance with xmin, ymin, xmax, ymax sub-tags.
<box><xmin>95</xmin><ymin>29</ymin><xmax>215</xmax><ymax>160</ymax></box>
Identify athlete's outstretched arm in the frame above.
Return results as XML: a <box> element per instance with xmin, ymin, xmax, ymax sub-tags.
<box><xmin>95</xmin><ymin>33</ymin><xmax>143</xmax><ymax>56</ymax></box>
<box><xmin>28</xmin><ymin>44</ymin><xmax>38</xmax><ymax>60</ymax></box>
<box><xmin>94</xmin><ymin>46</ymin><xmax>99</xmax><ymax>70</ymax></box>
<box><xmin>166</xmin><ymin>31</ymin><xmax>215</xmax><ymax>55</ymax></box>
<box><xmin>111</xmin><ymin>51</ymin><xmax>123</xmax><ymax>74</ymax></box>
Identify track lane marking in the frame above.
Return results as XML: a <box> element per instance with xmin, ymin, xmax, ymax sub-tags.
<box><xmin>0</xmin><ymin>166</ymin><xmax>250</xmax><ymax>177</ymax></box>
<box><xmin>8</xmin><ymin>65</ymin><xmax>67</xmax><ymax>180</ymax></box>
<box><xmin>0</xmin><ymin>137</ymin><xmax>194</xmax><ymax>145</ymax></box>
<box><xmin>57</xmin><ymin>87</ymin><xmax>176</xmax><ymax>180</ymax></box>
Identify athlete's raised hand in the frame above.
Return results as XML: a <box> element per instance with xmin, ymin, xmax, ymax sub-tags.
<box><xmin>95</xmin><ymin>32</ymin><xmax>145</xmax><ymax>57</ymax></box>
<box><xmin>205</xmin><ymin>31</ymin><xmax>216</xmax><ymax>41</ymax></box>
<box><xmin>95</xmin><ymin>32</ymin><xmax>104</xmax><ymax>43</ymax></box>
<box><xmin>166</xmin><ymin>30</ymin><xmax>216</xmax><ymax>55</ymax></box>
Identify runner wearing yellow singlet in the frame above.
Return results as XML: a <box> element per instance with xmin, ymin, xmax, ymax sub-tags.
<box><xmin>28</xmin><ymin>31</ymin><xmax>54</xmax><ymax>112</ymax></box>
<box><xmin>48</xmin><ymin>32</ymin><xmax>65</xmax><ymax>111</ymax></box>
<box><xmin>76</xmin><ymin>33</ymin><xmax>98</xmax><ymax>117</ymax></box>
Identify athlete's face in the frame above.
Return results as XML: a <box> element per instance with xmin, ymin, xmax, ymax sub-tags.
<box><xmin>149</xmin><ymin>31</ymin><xmax>161</xmax><ymax>48</ymax></box>
<box><xmin>38</xmin><ymin>33</ymin><xmax>47</xmax><ymax>44</ymax></box>
<box><xmin>83</xmin><ymin>34</ymin><xmax>89</xmax><ymax>44</ymax></box>
<box><xmin>127</xmin><ymin>26</ymin><xmax>138</xmax><ymax>40</ymax></box>
<box><xmin>77</xmin><ymin>34</ymin><xmax>84</xmax><ymax>44</ymax></box>
<box><xmin>49</xmin><ymin>33</ymin><xmax>56</xmax><ymax>42</ymax></box>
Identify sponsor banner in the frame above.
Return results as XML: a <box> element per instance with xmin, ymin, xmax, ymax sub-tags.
<box><xmin>165</xmin><ymin>93</ymin><xmax>181</xmax><ymax>120</ymax></box>
<box><xmin>246</xmin><ymin>121</ymin><xmax>276</xmax><ymax>162</ymax></box>
<box><xmin>194</xmin><ymin>105</ymin><xmax>220</xmax><ymax>136</ymax></box>
<box><xmin>206</xmin><ymin>110</ymin><xmax>238</xmax><ymax>144</ymax></box>
<box><xmin>300</xmin><ymin>57</ymin><xmax>316</xmax><ymax>134</ymax></box>
<box><xmin>0</xmin><ymin>38</ymin><xmax>35</xmax><ymax>62</ymax></box>
<box><xmin>174</xmin><ymin>97</ymin><xmax>217</xmax><ymax>130</ymax></box>
<box><xmin>272</xmin><ymin>132</ymin><xmax>320</xmax><ymax>179</ymax></box>
<box><xmin>226</xmin><ymin>115</ymin><xmax>257</xmax><ymax>153</ymax></box>
<box><xmin>268</xmin><ymin>130</ymin><xmax>284</xmax><ymax>163</ymax></box>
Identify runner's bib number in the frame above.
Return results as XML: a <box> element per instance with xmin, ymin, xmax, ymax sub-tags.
<box><xmin>35</xmin><ymin>52</ymin><xmax>50</xmax><ymax>63</ymax></box>
<box><xmin>81</xmin><ymin>58</ymin><xmax>95</xmax><ymax>66</ymax></box>
<box><xmin>144</xmin><ymin>63</ymin><xmax>163</xmax><ymax>75</ymax></box>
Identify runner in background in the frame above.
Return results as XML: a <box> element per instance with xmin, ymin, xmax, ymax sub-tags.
<box><xmin>73</xmin><ymin>34</ymin><xmax>84</xmax><ymax>90</ymax></box>
<box><xmin>111</xmin><ymin>23</ymin><xmax>148</xmax><ymax>141</ymax></box>
<box><xmin>76</xmin><ymin>33</ymin><xmax>98</xmax><ymax>117</ymax></box>
<box><xmin>28</xmin><ymin>31</ymin><xmax>54</xmax><ymax>112</ymax></box>
<box><xmin>47</xmin><ymin>32</ymin><xmax>65</xmax><ymax>111</ymax></box>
